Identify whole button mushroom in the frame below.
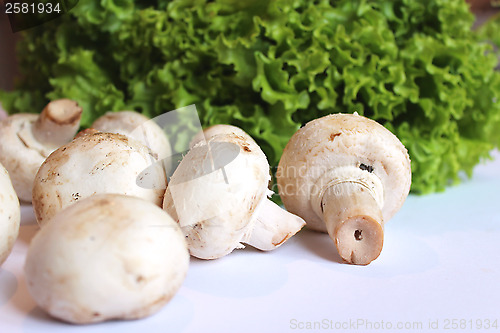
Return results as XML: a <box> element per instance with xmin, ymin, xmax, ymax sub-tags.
<box><xmin>0</xmin><ymin>163</ymin><xmax>20</xmax><ymax>266</ymax></box>
<box><xmin>277</xmin><ymin>113</ymin><xmax>411</xmax><ymax>265</ymax></box>
<box><xmin>24</xmin><ymin>194</ymin><xmax>189</xmax><ymax>324</ymax></box>
<box><xmin>91</xmin><ymin>111</ymin><xmax>172</xmax><ymax>168</ymax></box>
<box><xmin>0</xmin><ymin>99</ymin><xmax>82</xmax><ymax>202</ymax></box>
<box><xmin>32</xmin><ymin>131</ymin><xmax>167</xmax><ymax>226</ymax></box>
<box><xmin>163</xmin><ymin>128</ymin><xmax>305</xmax><ymax>259</ymax></box>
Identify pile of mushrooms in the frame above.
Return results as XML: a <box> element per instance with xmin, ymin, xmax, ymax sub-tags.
<box><xmin>163</xmin><ymin>124</ymin><xmax>305</xmax><ymax>259</ymax></box>
<box><xmin>3</xmin><ymin>106</ymin><xmax>189</xmax><ymax>325</ymax></box>
<box><xmin>0</xmin><ymin>99</ymin><xmax>82</xmax><ymax>202</ymax></box>
<box><xmin>0</xmin><ymin>104</ymin><xmax>188</xmax><ymax>325</ymax></box>
<box><xmin>277</xmin><ymin>113</ymin><xmax>411</xmax><ymax>265</ymax></box>
<box><xmin>1</xmin><ymin>100</ymin><xmax>413</xmax><ymax>325</ymax></box>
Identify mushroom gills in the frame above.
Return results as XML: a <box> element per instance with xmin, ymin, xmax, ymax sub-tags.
<box><xmin>321</xmin><ymin>182</ymin><xmax>384</xmax><ymax>265</ymax></box>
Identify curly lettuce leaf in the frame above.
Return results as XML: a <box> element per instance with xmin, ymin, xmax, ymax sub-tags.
<box><xmin>1</xmin><ymin>0</ymin><xmax>499</xmax><ymax>195</ymax></box>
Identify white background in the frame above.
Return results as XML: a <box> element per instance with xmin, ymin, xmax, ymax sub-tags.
<box><xmin>1</xmin><ymin>150</ymin><xmax>499</xmax><ymax>333</ymax></box>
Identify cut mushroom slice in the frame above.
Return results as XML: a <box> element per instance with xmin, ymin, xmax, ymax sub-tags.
<box><xmin>0</xmin><ymin>99</ymin><xmax>82</xmax><ymax>202</ymax></box>
<box><xmin>0</xmin><ymin>163</ymin><xmax>20</xmax><ymax>266</ymax></box>
<box><xmin>92</xmin><ymin>111</ymin><xmax>172</xmax><ymax>172</ymax></box>
<box><xmin>33</xmin><ymin>131</ymin><xmax>167</xmax><ymax>226</ymax></box>
<box><xmin>24</xmin><ymin>194</ymin><xmax>189</xmax><ymax>324</ymax></box>
<box><xmin>277</xmin><ymin>113</ymin><xmax>411</xmax><ymax>265</ymax></box>
<box><xmin>164</xmin><ymin>126</ymin><xmax>305</xmax><ymax>259</ymax></box>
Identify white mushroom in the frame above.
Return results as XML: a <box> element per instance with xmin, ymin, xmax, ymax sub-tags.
<box><xmin>163</xmin><ymin>125</ymin><xmax>305</xmax><ymax>259</ymax></box>
<box><xmin>0</xmin><ymin>99</ymin><xmax>82</xmax><ymax>202</ymax></box>
<box><xmin>24</xmin><ymin>194</ymin><xmax>189</xmax><ymax>324</ymax></box>
<box><xmin>277</xmin><ymin>113</ymin><xmax>411</xmax><ymax>265</ymax></box>
<box><xmin>92</xmin><ymin>111</ymin><xmax>172</xmax><ymax>171</ymax></box>
<box><xmin>0</xmin><ymin>163</ymin><xmax>20</xmax><ymax>266</ymax></box>
<box><xmin>32</xmin><ymin>131</ymin><xmax>167</xmax><ymax>226</ymax></box>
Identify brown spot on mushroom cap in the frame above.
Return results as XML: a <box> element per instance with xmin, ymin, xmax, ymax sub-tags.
<box><xmin>225</xmin><ymin>134</ymin><xmax>258</xmax><ymax>155</ymax></box>
<box><xmin>329</xmin><ymin>133</ymin><xmax>341</xmax><ymax>141</ymax></box>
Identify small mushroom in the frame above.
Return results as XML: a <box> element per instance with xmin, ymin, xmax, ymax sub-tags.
<box><xmin>277</xmin><ymin>113</ymin><xmax>411</xmax><ymax>265</ymax></box>
<box><xmin>0</xmin><ymin>99</ymin><xmax>82</xmax><ymax>202</ymax></box>
<box><xmin>92</xmin><ymin>111</ymin><xmax>172</xmax><ymax>171</ymax></box>
<box><xmin>24</xmin><ymin>194</ymin><xmax>189</xmax><ymax>324</ymax></box>
<box><xmin>33</xmin><ymin>131</ymin><xmax>167</xmax><ymax>226</ymax></box>
<box><xmin>163</xmin><ymin>125</ymin><xmax>305</xmax><ymax>259</ymax></box>
<box><xmin>0</xmin><ymin>163</ymin><xmax>20</xmax><ymax>266</ymax></box>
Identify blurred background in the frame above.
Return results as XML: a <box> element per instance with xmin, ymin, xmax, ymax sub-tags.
<box><xmin>0</xmin><ymin>3</ymin><xmax>18</xmax><ymax>92</ymax></box>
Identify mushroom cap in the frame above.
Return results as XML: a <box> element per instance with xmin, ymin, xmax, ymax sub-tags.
<box><xmin>190</xmin><ymin>124</ymin><xmax>256</xmax><ymax>148</ymax></box>
<box><xmin>92</xmin><ymin>111</ymin><xmax>171</xmax><ymax>162</ymax></box>
<box><xmin>0</xmin><ymin>114</ymin><xmax>50</xmax><ymax>202</ymax></box>
<box><xmin>0</xmin><ymin>163</ymin><xmax>20</xmax><ymax>266</ymax></box>
<box><xmin>163</xmin><ymin>133</ymin><xmax>270</xmax><ymax>259</ymax></box>
<box><xmin>24</xmin><ymin>194</ymin><xmax>189</xmax><ymax>324</ymax></box>
<box><xmin>277</xmin><ymin>113</ymin><xmax>411</xmax><ymax>233</ymax></box>
<box><xmin>33</xmin><ymin>132</ymin><xmax>167</xmax><ymax>226</ymax></box>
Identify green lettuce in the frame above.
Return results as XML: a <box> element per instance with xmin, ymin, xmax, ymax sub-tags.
<box><xmin>1</xmin><ymin>0</ymin><xmax>500</xmax><ymax>194</ymax></box>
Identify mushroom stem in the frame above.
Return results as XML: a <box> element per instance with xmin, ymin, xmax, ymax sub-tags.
<box><xmin>244</xmin><ymin>199</ymin><xmax>305</xmax><ymax>251</ymax></box>
<box><xmin>321</xmin><ymin>182</ymin><xmax>384</xmax><ymax>265</ymax></box>
<box><xmin>32</xmin><ymin>99</ymin><xmax>83</xmax><ymax>149</ymax></box>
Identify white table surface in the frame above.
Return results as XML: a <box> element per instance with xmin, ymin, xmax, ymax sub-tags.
<box><xmin>1</xmin><ymin>150</ymin><xmax>499</xmax><ymax>333</ymax></box>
